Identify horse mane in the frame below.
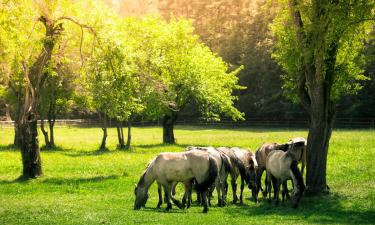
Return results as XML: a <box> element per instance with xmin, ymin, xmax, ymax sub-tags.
<box><xmin>137</xmin><ymin>157</ymin><xmax>156</xmax><ymax>188</ymax></box>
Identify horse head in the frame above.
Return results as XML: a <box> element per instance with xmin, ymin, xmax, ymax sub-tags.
<box><xmin>134</xmin><ymin>183</ymin><xmax>149</xmax><ymax>210</ymax></box>
<box><xmin>246</xmin><ymin>154</ymin><xmax>258</xmax><ymax>190</ymax></box>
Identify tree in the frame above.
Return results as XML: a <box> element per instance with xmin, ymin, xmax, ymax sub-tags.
<box><xmin>130</xmin><ymin>18</ymin><xmax>244</xmax><ymax>144</ymax></box>
<box><xmin>272</xmin><ymin>0</ymin><xmax>375</xmax><ymax>194</ymax></box>
<box><xmin>0</xmin><ymin>0</ymin><xmax>99</xmax><ymax>178</ymax></box>
<box><xmin>86</xmin><ymin>26</ymin><xmax>143</xmax><ymax>150</ymax></box>
<box><xmin>38</xmin><ymin>61</ymin><xmax>75</xmax><ymax>149</ymax></box>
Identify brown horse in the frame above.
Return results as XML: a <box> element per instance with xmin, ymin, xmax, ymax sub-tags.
<box><xmin>217</xmin><ymin>147</ymin><xmax>258</xmax><ymax>204</ymax></box>
<box><xmin>134</xmin><ymin>150</ymin><xmax>218</xmax><ymax>213</ymax></box>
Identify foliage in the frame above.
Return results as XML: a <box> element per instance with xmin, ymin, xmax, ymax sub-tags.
<box><xmin>271</xmin><ymin>0</ymin><xmax>375</xmax><ymax>102</ymax></box>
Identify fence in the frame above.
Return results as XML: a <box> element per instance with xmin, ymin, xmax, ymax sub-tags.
<box><xmin>0</xmin><ymin>118</ymin><xmax>374</xmax><ymax>129</ymax></box>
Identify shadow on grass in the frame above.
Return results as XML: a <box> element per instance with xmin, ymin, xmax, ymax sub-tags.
<box><xmin>0</xmin><ymin>144</ymin><xmax>19</xmax><ymax>151</ymax></box>
<box><xmin>223</xmin><ymin>193</ymin><xmax>374</xmax><ymax>224</ymax></box>
<box><xmin>41</xmin><ymin>174</ymin><xmax>121</xmax><ymax>185</ymax></box>
<box><xmin>0</xmin><ymin>174</ymin><xmax>122</xmax><ymax>185</ymax></box>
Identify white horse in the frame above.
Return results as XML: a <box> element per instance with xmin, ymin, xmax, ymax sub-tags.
<box><xmin>266</xmin><ymin>146</ymin><xmax>305</xmax><ymax>208</ymax></box>
<box><xmin>134</xmin><ymin>150</ymin><xmax>218</xmax><ymax>213</ymax></box>
<box><xmin>186</xmin><ymin>146</ymin><xmax>232</xmax><ymax>206</ymax></box>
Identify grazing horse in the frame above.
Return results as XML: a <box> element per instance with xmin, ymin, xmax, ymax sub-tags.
<box><xmin>217</xmin><ymin>147</ymin><xmax>258</xmax><ymax>204</ymax></box>
<box><xmin>255</xmin><ymin>137</ymin><xmax>307</xmax><ymax>199</ymax></box>
<box><xmin>134</xmin><ymin>150</ymin><xmax>218</xmax><ymax>213</ymax></box>
<box><xmin>255</xmin><ymin>143</ymin><xmax>288</xmax><ymax>197</ymax></box>
<box><xmin>265</xmin><ymin>145</ymin><xmax>305</xmax><ymax>208</ymax></box>
<box><xmin>186</xmin><ymin>146</ymin><xmax>232</xmax><ymax>207</ymax></box>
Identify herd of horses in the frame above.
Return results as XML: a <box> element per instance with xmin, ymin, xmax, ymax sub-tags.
<box><xmin>134</xmin><ymin>137</ymin><xmax>307</xmax><ymax>213</ymax></box>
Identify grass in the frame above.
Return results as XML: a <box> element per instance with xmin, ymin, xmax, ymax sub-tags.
<box><xmin>0</xmin><ymin>126</ymin><xmax>374</xmax><ymax>224</ymax></box>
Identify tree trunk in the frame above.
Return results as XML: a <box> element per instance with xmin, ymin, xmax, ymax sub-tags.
<box><xmin>19</xmin><ymin>111</ymin><xmax>42</xmax><ymax>178</ymax></box>
<box><xmin>13</xmin><ymin>121</ymin><xmax>21</xmax><ymax>147</ymax></box>
<box><xmin>40</xmin><ymin>117</ymin><xmax>51</xmax><ymax>149</ymax></box>
<box><xmin>5</xmin><ymin>104</ymin><xmax>11</xmax><ymax>121</ymax></box>
<box><xmin>47</xmin><ymin>101</ymin><xmax>56</xmax><ymax>148</ymax></box>
<box><xmin>162</xmin><ymin>112</ymin><xmax>178</xmax><ymax>144</ymax></box>
<box><xmin>116</xmin><ymin>120</ymin><xmax>125</xmax><ymax>149</ymax></box>
<box><xmin>100</xmin><ymin>113</ymin><xmax>108</xmax><ymax>150</ymax></box>
<box><xmin>125</xmin><ymin>121</ymin><xmax>131</xmax><ymax>149</ymax></box>
<box><xmin>306</xmin><ymin>111</ymin><xmax>335</xmax><ymax>194</ymax></box>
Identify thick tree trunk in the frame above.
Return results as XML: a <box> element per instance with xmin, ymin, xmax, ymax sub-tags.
<box><xmin>305</xmin><ymin>111</ymin><xmax>335</xmax><ymax>194</ymax></box>
<box><xmin>125</xmin><ymin>121</ymin><xmax>131</xmax><ymax>149</ymax></box>
<box><xmin>40</xmin><ymin>117</ymin><xmax>51</xmax><ymax>148</ymax></box>
<box><xmin>19</xmin><ymin>111</ymin><xmax>42</xmax><ymax>178</ymax></box>
<box><xmin>162</xmin><ymin>112</ymin><xmax>177</xmax><ymax>144</ymax></box>
<box><xmin>100</xmin><ymin>113</ymin><xmax>108</xmax><ymax>150</ymax></box>
<box><xmin>116</xmin><ymin>120</ymin><xmax>125</xmax><ymax>149</ymax></box>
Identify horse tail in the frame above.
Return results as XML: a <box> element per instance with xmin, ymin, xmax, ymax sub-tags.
<box><xmin>220</xmin><ymin>154</ymin><xmax>232</xmax><ymax>173</ymax></box>
<box><xmin>290</xmin><ymin>160</ymin><xmax>305</xmax><ymax>196</ymax></box>
<box><xmin>196</xmin><ymin>155</ymin><xmax>218</xmax><ymax>192</ymax></box>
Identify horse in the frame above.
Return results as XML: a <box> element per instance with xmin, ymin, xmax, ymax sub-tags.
<box><xmin>255</xmin><ymin>143</ymin><xmax>289</xmax><ymax>197</ymax></box>
<box><xmin>186</xmin><ymin>146</ymin><xmax>232</xmax><ymax>207</ymax></box>
<box><xmin>255</xmin><ymin>137</ymin><xmax>307</xmax><ymax>199</ymax></box>
<box><xmin>134</xmin><ymin>150</ymin><xmax>218</xmax><ymax>213</ymax></box>
<box><xmin>217</xmin><ymin>147</ymin><xmax>258</xmax><ymax>204</ymax></box>
<box><xmin>265</xmin><ymin>143</ymin><xmax>305</xmax><ymax>208</ymax></box>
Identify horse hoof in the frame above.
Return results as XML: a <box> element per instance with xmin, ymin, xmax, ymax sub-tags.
<box><xmin>268</xmin><ymin>199</ymin><xmax>272</xmax><ymax>204</ymax></box>
<box><xmin>203</xmin><ymin>208</ymin><xmax>208</xmax><ymax>213</ymax></box>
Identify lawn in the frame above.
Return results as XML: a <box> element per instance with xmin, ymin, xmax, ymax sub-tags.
<box><xmin>0</xmin><ymin>126</ymin><xmax>374</xmax><ymax>224</ymax></box>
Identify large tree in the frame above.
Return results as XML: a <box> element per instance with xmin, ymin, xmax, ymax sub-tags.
<box><xmin>128</xmin><ymin>18</ymin><xmax>244</xmax><ymax>144</ymax></box>
<box><xmin>0</xmin><ymin>0</ymin><xmax>99</xmax><ymax>178</ymax></box>
<box><xmin>272</xmin><ymin>0</ymin><xmax>375</xmax><ymax>194</ymax></box>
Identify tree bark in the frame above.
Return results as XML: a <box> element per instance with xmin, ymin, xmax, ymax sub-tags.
<box><xmin>305</xmin><ymin>102</ymin><xmax>335</xmax><ymax>194</ymax></box>
<box><xmin>100</xmin><ymin>113</ymin><xmax>108</xmax><ymax>150</ymax></box>
<box><xmin>13</xmin><ymin>121</ymin><xmax>21</xmax><ymax>147</ymax></box>
<box><xmin>47</xmin><ymin>100</ymin><xmax>56</xmax><ymax>148</ymax></box>
<box><xmin>162</xmin><ymin>112</ymin><xmax>178</xmax><ymax>144</ymax></box>
<box><xmin>40</xmin><ymin>117</ymin><xmax>51</xmax><ymax>149</ymax></box>
<box><xmin>125</xmin><ymin>121</ymin><xmax>131</xmax><ymax>149</ymax></box>
<box><xmin>19</xmin><ymin>110</ymin><xmax>42</xmax><ymax>178</ymax></box>
<box><xmin>116</xmin><ymin>120</ymin><xmax>125</xmax><ymax>149</ymax></box>
<box><xmin>5</xmin><ymin>104</ymin><xmax>11</xmax><ymax>121</ymax></box>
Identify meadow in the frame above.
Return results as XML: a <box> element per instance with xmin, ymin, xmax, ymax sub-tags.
<box><xmin>0</xmin><ymin>126</ymin><xmax>374</xmax><ymax>225</ymax></box>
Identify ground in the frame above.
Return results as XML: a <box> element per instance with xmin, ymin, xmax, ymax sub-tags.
<box><xmin>0</xmin><ymin>126</ymin><xmax>374</xmax><ymax>225</ymax></box>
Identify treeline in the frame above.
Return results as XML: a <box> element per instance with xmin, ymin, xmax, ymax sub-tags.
<box><xmin>113</xmin><ymin>0</ymin><xmax>375</xmax><ymax>119</ymax></box>
<box><xmin>0</xmin><ymin>0</ymin><xmax>245</xmax><ymax>164</ymax></box>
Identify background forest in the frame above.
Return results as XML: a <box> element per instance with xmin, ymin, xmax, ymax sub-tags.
<box><xmin>1</xmin><ymin>0</ymin><xmax>373</xmax><ymax>121</ymax></box>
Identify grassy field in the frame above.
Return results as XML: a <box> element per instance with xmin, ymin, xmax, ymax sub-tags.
<box><xmin>0</xmin><ymin>126</ymin><xmax>374</xmax><ymax>225</ymax></box>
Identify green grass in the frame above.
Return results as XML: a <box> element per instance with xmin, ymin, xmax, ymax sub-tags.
<box><xmin>0</xmin><ymin>126</ymin><xmax>374</xmax><ymax>224</ymax></box>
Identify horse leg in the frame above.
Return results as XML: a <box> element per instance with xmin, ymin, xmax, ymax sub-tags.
<box><xmin>231</xmin><ymin>176</ymin><xmax>238</xmax><ymax>204</ymax></box>
<box><xmin>216</xmin><ymin>179</ymin><xmax>223</xmax><ymax>207</ymax></box>
<box><xmin>182</xmin><ymin>180</ymin><xmax>192</xmax><ymax>209</ymax></box>
<box><xmin>282</xmin><ymin>181</ymin><xmax>290</xmax><ymax>201</ymax></box>
<box><xmin>163</xmin><ymin>184</ymin><xmax>172</xmax><ymax>211</ymax></box>
<box><xmin>272</xmin><ymin>177</ymin><xmax>280</xmax><ymax>206</ymax></box>
<box><xmin>157</xmin><ymin>182</ymin><xmax>163</xmax><ymax>209</ymax></box>
<box><xmin>201</xmin><ymin>190</ymin><xmax>209</xmax><ymax>213</ymax></box>
<box><xmin>252</xmin><ymin>185</ymin><xmax>258</xmax><ymax>203</ymax></box>
<box><xmin>221</xmin><ymin>173</ymin><xmax>228</xmax><ymax>206</ymax></box>
<box><xmin>262</xmin><ymin>171</ymin><xmax>268</xmax><ymax>198</ymax></box>
<box><xmin>171</xmin><ymin>182</ymin><xmax>177</xmax><ymax>196</ymax></box>
<box><xmin>266</xmin><ymin>172</ymin><xmax>272</xmax><ymax>203</ymax></box>
<box><xmin>240</xmin><ymin>177</ymin><xmax>245</xmax><ymax>204</ymax></box>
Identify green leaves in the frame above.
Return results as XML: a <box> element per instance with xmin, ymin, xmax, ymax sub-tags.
<box><xmin>271</xmin><ymin>0</ymin><xmax>375</xmax><ymax>103</ymax></box>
